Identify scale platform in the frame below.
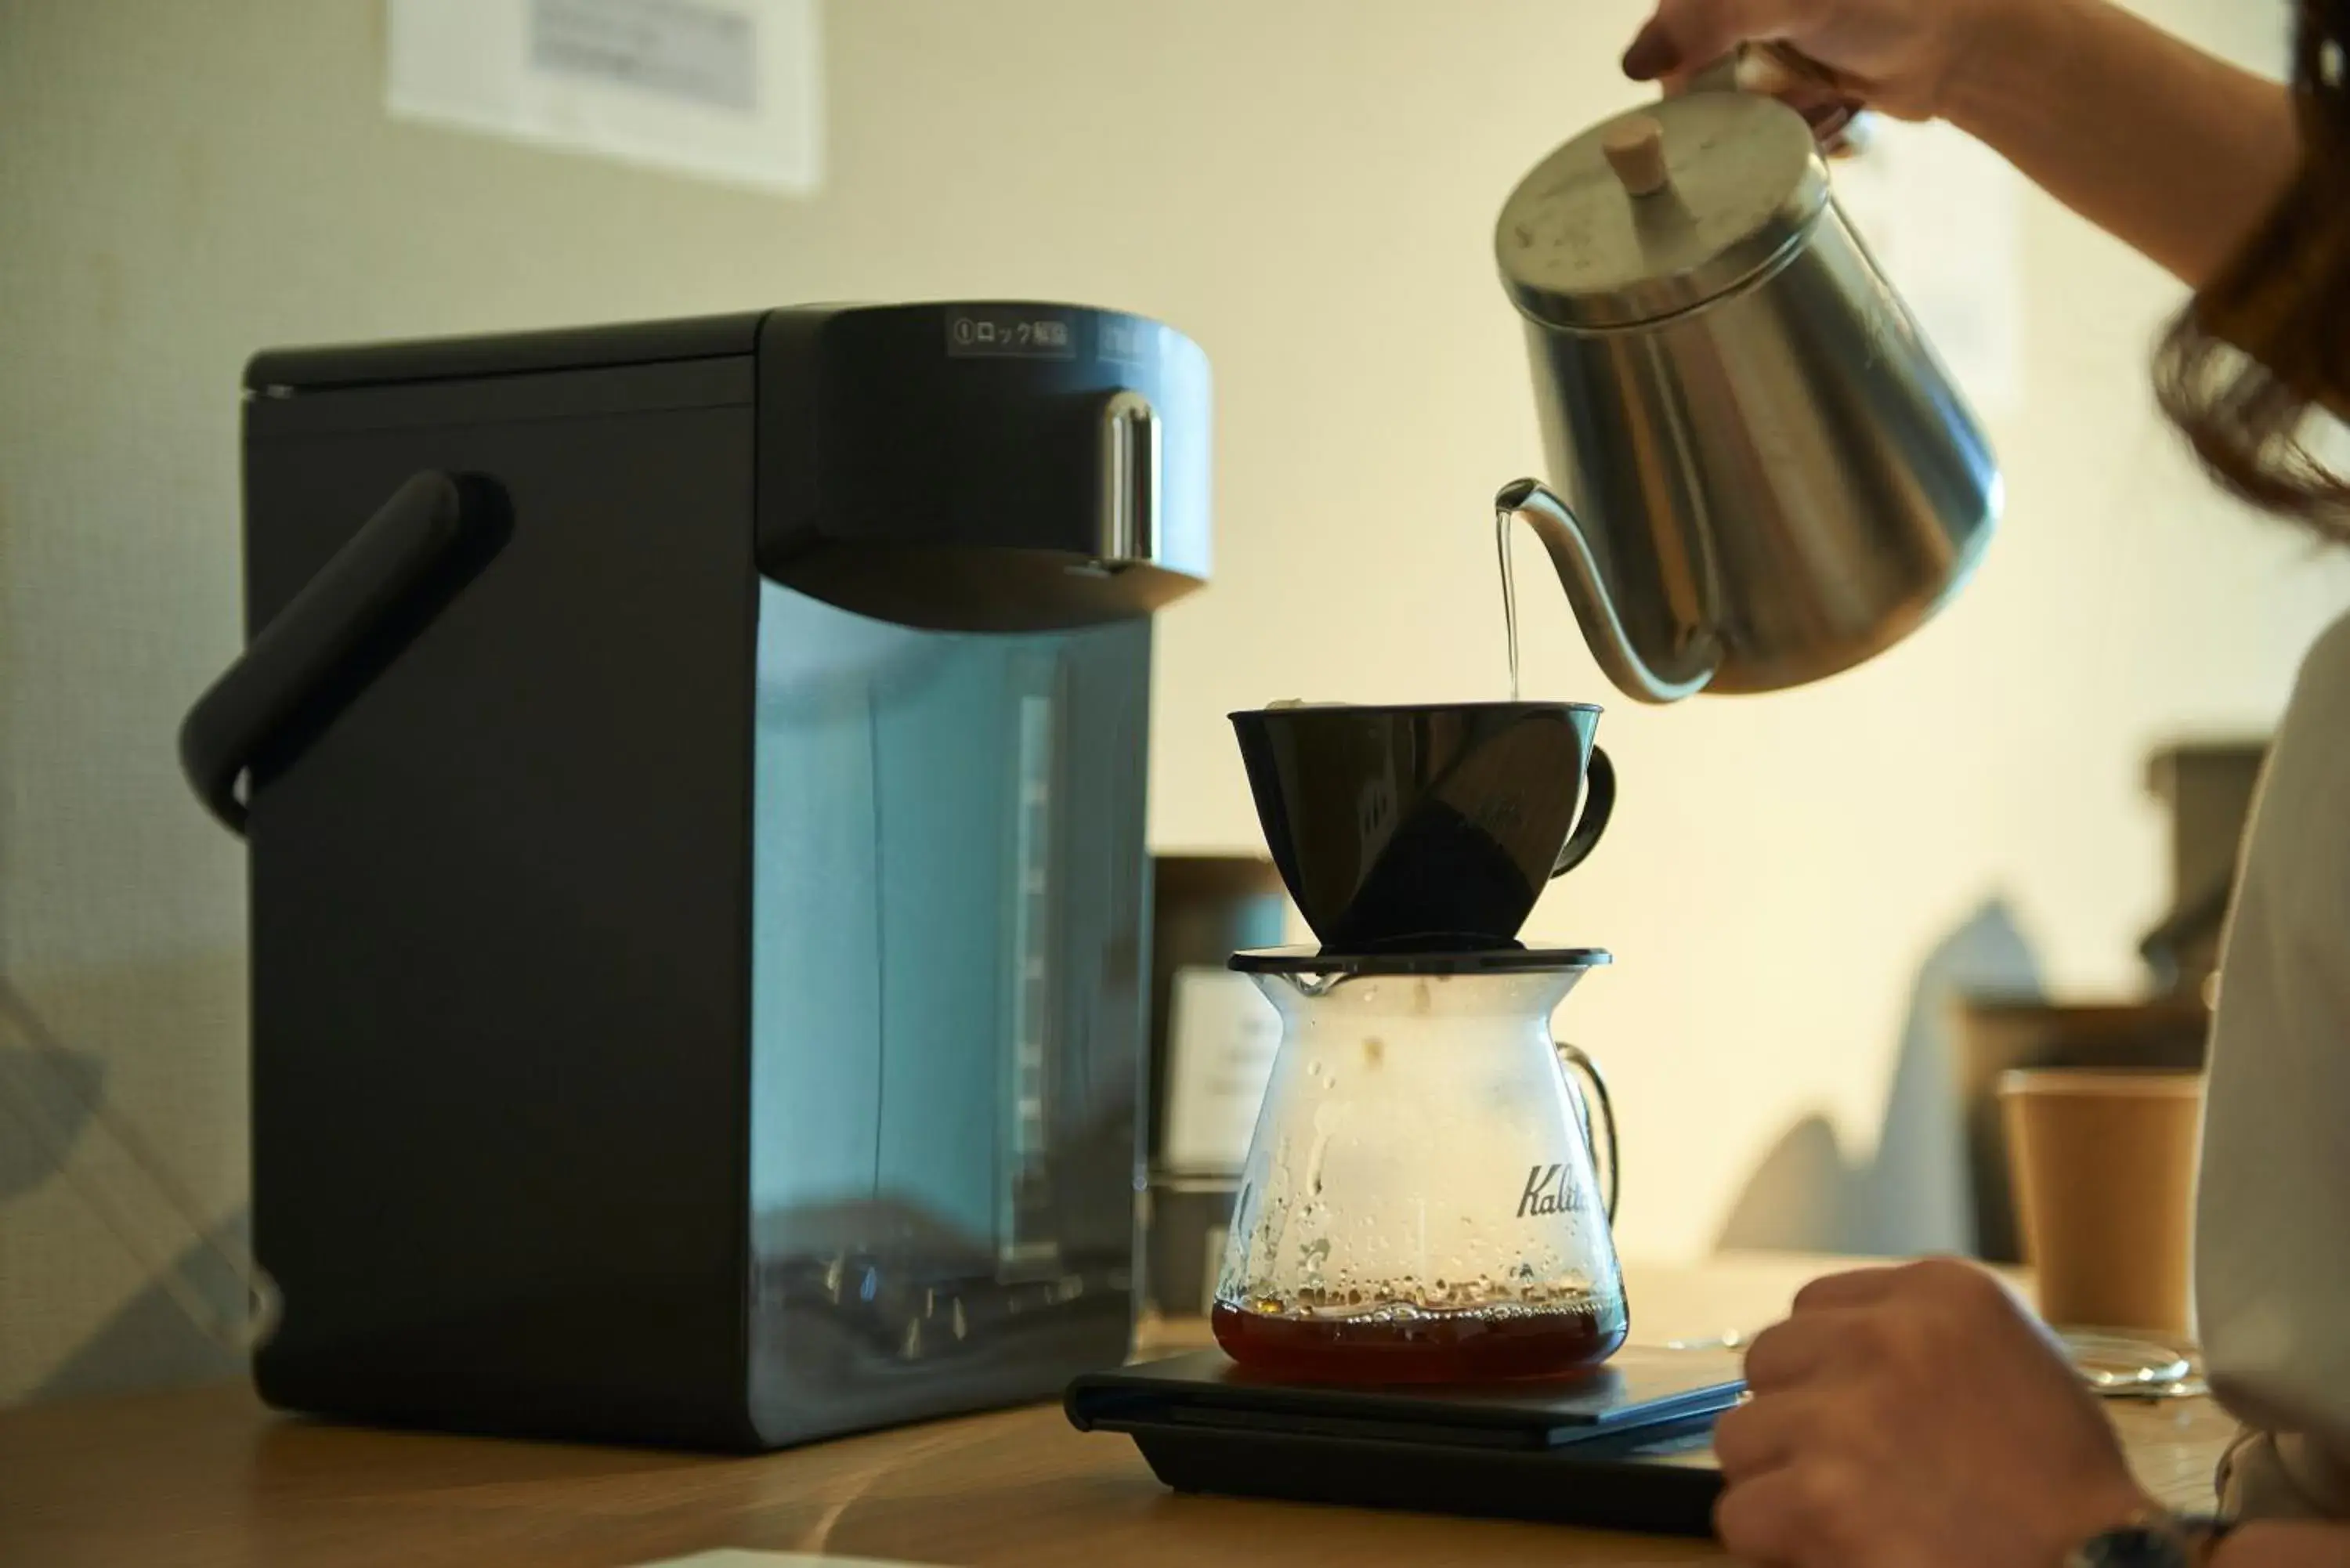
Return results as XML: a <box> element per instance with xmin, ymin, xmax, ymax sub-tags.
<box><xmin>1065</xmin><ymin>1345</ymin><xmax>1742</xmax><ymax>1536</ymax></box>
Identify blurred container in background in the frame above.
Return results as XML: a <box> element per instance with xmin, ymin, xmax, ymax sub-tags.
<box><xmin>1956</xmin><ymin>738</ymin><xmax>2265</xmax><ymax>1263</ymax></box>
<box><xmin>2140</xmin><ymin>741</ymin><xmax>2269</xmax><ymax>1001</ymax></box>
<box><xmin>1142</xmin><ymin>856</ymin><xmax>1286</xmax><ymax>1321</ymax></box>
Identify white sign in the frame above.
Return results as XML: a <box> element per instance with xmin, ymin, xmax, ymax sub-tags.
<box><xmin>1832</xmin><ymin>117</ymin><xmax>2025</xmax><ymax>417</ymax></box>
<box><xmin>1161</xmin><ymin>966</ymin><xmax>1283</xmax><ymax>1175</ymax></box>
<box><xmin>387</xmin><ymin>0</ymin><xmax>824</xmax><ymax>196</ymax></box>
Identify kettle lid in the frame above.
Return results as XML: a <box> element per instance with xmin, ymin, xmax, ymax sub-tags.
<box><xmin>1495</xmin><ymin>92</ymin><xmax>1828</xmax><ymax>331</ymax></box>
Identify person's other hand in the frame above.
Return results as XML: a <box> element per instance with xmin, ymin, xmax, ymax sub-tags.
<box><xmin>1622</xmin><ymin>0</ymin><xmax>2024</xmax><ymax>125</ymax></box>
<box><xmin>1713</xmin><ymin>1259</ymin><xmax>2155</xmax><ymax>1568</ymax></box>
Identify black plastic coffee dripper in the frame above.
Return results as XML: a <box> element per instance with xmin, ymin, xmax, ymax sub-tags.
<box><xmin>1227</xmin><ymin>702</ymin><xmax>1614</xmax><ymax>953</ymax></box>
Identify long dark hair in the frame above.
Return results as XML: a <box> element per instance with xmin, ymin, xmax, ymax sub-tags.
<box><xmin>2155</xmin><ymin>0</ymin><xmax>2350</xmax><ymax>538</ymax></box>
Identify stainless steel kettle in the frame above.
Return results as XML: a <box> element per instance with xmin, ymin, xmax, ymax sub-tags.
<box><xmin>1494</xmin><ymin>89</ymin><xmax>2001</xmax><ymax>703</ymax></box>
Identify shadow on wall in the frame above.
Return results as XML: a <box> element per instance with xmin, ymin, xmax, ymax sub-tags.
<box><xmin>30</xmin><ymin>1212</ymin><xmax>248</xmax><ymax>1401</ymax></box>
<box><xmin>1715</xmin><ymin>898</ymin><xmax>2044</xmax><ymax>1257</ymax></box>
<box><xmin>0</xmin><ymin>1040</ymin><xmax>103</xmax><ymax>1203</ymax></box>
<box><xmin>0</xmin><ymin>981</ymin><xmax>246</xmax><ymax>1402</ymax></box>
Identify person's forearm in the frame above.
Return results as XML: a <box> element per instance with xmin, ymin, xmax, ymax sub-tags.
<box><xmin>1944</xmin><ymin>0</ymin><xmax>2299</xmax><ymax>285</ymax></box>
<box><xmin>2212</xmin><ymin>1521</ymin><xmax>2350</xmax><ymax>1566</ymax></box>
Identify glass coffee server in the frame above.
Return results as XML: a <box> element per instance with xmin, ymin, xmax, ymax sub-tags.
<box><xmin>1210</xmin><ymin>701</ymin><xmax>1626</xmax><ymax>1384</ymax></box>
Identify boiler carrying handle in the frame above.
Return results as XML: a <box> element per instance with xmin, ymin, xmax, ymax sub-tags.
<box><xmin>178</xmin><ymin>471</ymin><xmax>508</xmax><ymax>836</ymax></box>
<box><xmin>1553</xmin><ymin>1040</ymin><xmax>1620</xmax><ymax>1222</ymax></box>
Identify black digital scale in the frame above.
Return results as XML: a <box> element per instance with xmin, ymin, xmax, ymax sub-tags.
<box><xmin>1066</xmin><ymin>1346</ymin><xmax>1742</xmax><ymax>1535</ymax></box>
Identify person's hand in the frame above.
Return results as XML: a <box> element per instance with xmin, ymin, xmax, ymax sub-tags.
<box><xmin>1713</xmin><ymin>1259</ymin><xmax>2155</xmax><ymax>1568</ymax></box>
<box><xmin>1622</xmin><ymin>0</ymin><xmax>2028</xmax><ymax>126</ymax></box>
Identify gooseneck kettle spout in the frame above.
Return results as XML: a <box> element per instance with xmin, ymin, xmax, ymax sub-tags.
<box><xmin>1498</xmin><ymin>479</ymin><xmax>1719</xmax><ymax>705</ymax></box>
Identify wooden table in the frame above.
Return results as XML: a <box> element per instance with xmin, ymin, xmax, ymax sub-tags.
<box><xmin>0</xmin><ymin>1255</ymin><xmax>2235</xmax><ymax>1567</ymax></box>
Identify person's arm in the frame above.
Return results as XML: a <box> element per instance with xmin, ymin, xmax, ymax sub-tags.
<box><xmin>1624</xmin><ymin>0</ymin><xmax>2301</xmax><ymax>286</ymax></box>
<box><xmin>2216</xmin><ymin>1523</ymin><xmax>2350</xmax><ymax>1566</ymax></box>
<box><xmin>1709</xmin><ymin>1259</ymin><xmax>2350</xmax><ymax>1568</ymax></box>
<box><xmin>1946</xmin><ymin>0</ymin><xmax>2298</xmax><ymax>285</ymax></box>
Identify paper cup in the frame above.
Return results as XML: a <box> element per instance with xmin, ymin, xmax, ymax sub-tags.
<box><xmin>1998</xmin><ymin>1069</ymin><xmax>2204</xmax><ymax>1334</ymax></box>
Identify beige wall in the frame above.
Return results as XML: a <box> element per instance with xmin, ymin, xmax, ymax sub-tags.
<box><xmin>2</xmin><ymin>0</ymin><xmax>2341</xmax><ymax>1402</ymax></box>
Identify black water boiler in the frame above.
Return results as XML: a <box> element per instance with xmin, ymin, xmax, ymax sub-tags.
<box><xmin>179</xmin><ymin>302</ymin><xmax>1211</xmax><ymax>1450</ymax></box>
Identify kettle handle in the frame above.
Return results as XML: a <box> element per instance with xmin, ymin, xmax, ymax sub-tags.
<box><xmin>1553</xmin><ymin>1040</ymin><xmax>1620</xmax><ymax>1223</ymax></box>
<box><xmin>178</xmin><ymin>471</ymin><xmax>508</xmax><ymax>836</ymax></box>
<box><xmin>1685</xmin><ymin>42</ymin><xmax>1874</xmax><ymax>157</ymax></box>
<box><xmin>1550</xmin><ymin>744</ymin><xmax>1614</xmax><ymax>878</ymax></box>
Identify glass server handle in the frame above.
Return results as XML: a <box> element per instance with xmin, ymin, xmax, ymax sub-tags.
<box><xmin>1552</xmin><ymin>1039</ymin><xmax>1620</xmax><ymax>1223</ymax></box>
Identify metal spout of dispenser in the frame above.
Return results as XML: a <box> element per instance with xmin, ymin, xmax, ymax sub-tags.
<box><xmin>1497</xmin><ymin>479</ymin><xmax>1720</xmax><ymax>705</ymax></box>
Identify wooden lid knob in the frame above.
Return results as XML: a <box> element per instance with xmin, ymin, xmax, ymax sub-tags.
<box><xmin>1602</xmin><ymin>116</ymin><xmax>1671</xmax><ymax>197</ymax></box>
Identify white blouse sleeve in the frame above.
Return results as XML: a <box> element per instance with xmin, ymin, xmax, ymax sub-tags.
<box><xmin>2197</xmin><ymin>611</ymin><xmax>2350</xmax><ymax>1517</ymax></box>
